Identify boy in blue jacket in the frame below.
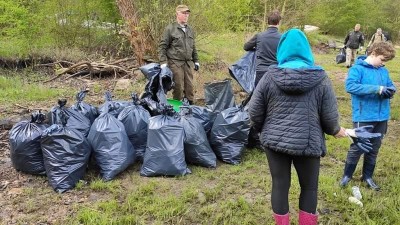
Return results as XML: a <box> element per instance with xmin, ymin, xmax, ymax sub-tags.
<box><xmin>340</xmin><ymin>42</ymin><xmax>396</xmax><ymax>191</ymax></box>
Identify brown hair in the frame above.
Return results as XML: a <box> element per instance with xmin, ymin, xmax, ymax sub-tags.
<box><xmin>267</xmin><ymin>10</ymin><xmax>281</xmax><ymax>25</ymax></box>
<box><xmin>367</xmin><ymin>42</ymin><xmax>396</xmax><ymax>61</ymax></box>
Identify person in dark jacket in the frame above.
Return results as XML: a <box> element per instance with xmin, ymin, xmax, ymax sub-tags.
<box><xmin>344</xmin><ymin>24</ymin><xmax>365</xmax><ymax>68</ymax></box>
<box><xmin>248</xmin><ymin>29</ymin><xmax>347</xmax><ymax>225</ymax></box>
<box><xmin>340</xmin><ymin>42</ymin><xmax>396</xmax><ymax>191</ymax></box>
<box><xmin>158</xmin><ymin>5</ymin><xmax>199</xmax><ymax>105</ymax></box>
<box><xmin>243</xmin><ymin>10</ymin><xmax>281</xmax><ymax>87</ymax></box>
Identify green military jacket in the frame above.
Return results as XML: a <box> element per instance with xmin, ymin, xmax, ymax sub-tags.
<box><xmin>158</xmin><ymin>22</ymin><xmax>199</xmax><ymax>66</ymax></box>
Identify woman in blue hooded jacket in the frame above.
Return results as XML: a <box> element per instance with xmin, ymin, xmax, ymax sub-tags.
<box><xmin>249</xmin><ymin>29</ymin><xmax>347</xmax><ymax>225</ymax></box>
<box><xmin>340</xmin><ymin>42</ymin><xmax>396</xmax><ymax>191</ymax></box>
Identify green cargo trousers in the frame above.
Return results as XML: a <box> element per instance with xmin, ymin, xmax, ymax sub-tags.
<box><xmin>169</xmin><ymin>61</ymin><xmax>194</xmax><ymax>102</ymax></box>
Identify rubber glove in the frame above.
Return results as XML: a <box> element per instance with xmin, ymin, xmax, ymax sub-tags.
<box><xmin>345</xmin><ymin>125</ymin><xmax>381</xmax><ymax>153</ymax></box>
<box><xmin>194</xmin><ymin>62</ymin><xmax>200</xmax><ymax>71</ymax></box>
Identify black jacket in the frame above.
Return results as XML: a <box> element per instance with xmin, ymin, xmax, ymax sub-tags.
<box><xmin>344</xmin><ymin>30</ymin><xmax>365</xmax><ymax>49</ymax></box>
<box><xmin>248</xmin><ymin>66</ymin><xmax>340</xmax><ymax>157</ymax></box>
<box><xmin>244</xmin><ymin>27</ymin><xmax>281</xmax><ymax>74</ymax></box>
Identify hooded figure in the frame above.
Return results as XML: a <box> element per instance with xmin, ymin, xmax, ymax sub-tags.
<box><xmin>248</xmin><ymin>29</ymin><xmax>344</xmax><ymax>225</ymax></box>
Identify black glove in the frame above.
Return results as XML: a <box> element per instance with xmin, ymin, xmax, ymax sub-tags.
<box><xmin>194</xmin><ymin>62</ymin><xmax>200</xmax><ymax>71</ymax></box>
<box><xmin>381</xmin><ymin>87</ymin><xmax>396</xmax><ymax>99</ymax></box>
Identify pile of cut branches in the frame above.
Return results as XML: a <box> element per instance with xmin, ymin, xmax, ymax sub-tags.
<box><xmin>39</xmin><ymin>58</ymin><xmax>139</xmax><ymax>83</ymax></box>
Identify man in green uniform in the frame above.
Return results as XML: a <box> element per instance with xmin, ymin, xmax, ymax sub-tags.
<box><xmin>158</xmin><ymin>5</ymin><xmax>199</xmax><ymax>105</ymax></box>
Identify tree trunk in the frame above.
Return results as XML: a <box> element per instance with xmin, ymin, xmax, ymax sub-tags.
<box><xmin>115</xmin><ymin>0</ymin><xmax>154</xmax><ymax>66</ymax></box>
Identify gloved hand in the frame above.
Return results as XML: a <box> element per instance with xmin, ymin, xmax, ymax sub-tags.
<box><xmin>160</xmin><ymin>63</ymin><xmax>167</xmax><ymax>69</ymax></box>
<box><xmin>345</xmin><ymin>125</ymin><xmax>381</xmax><ymax>153</ymax></box>
<box><xmin>379</xmin><ymin>86</ymin><xmax>396</xmax><ymax>99</ymax></box>
<box><xmin>194</xmin><ymin>62</ymin><xmax>200</xmax><ymax>71</ymax></box>
<box><xmin>359</xmin><ymin>46</ymin><xmax>363</xmax><ymax>51</ymax></box>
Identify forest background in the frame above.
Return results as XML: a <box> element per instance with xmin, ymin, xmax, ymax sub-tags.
<box><xmin>1</xmin><ymin>0</ymin><xmax>400</xmax><ymax>60</ymax></box>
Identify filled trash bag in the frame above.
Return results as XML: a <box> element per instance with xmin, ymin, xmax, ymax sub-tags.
<box><xmin>209</xmin><ymin>106</ymin><xmax>251</xmax><ymax>165</ymax></box>
<box><xmin>157</xmin><ymin>66</ymin><xmax>174</xmax><ymax>104</ymax></box>
<box><xmin>140</xmin><ymin>105</ymin><xmax>190</xmax><ymax>177</ymax></box>
<box><xmin>336</xmin><ymin>47</ymin><xmax>346</xmax><ymax>64</ymax></box>
<box><xmin>41</xmin><ymin>113</ymin><xmax>91</xmax><ymax>193</ymax></box>
<box><xmin>118</xmin><ymin>93</ymin><xmax>151</xmax><ymax>162</ymax></box>
<box><xmin>181</xmin><ymin>99</ymin><xmax>216</xmax><ymax>134</ymax></box>
<box><xmin>204</xmin><ymin>79</ymin><xmax>235</xmax><ymax>113</ymax></box>
<box><xmin>8</xmin><ymin>111</ymin><xmax>48</xmax><ymax>175</ymax></box>
<box><xmin>180</xmin><ymin>107</ymin><xmax>216</xmax><ymax>168</ymax></box>
<box><xmin>229</xmin><ymin>51</ymin><xmax>256</xmax><ymax>93</ymax></box>
<box><xmin>88</xmin><ymin>104</ymin><xmax>136</xmax><ymax>181</ymax></box>
<box><xmin>98</xmin><ymin>91</ymin><xmax>131</xmax><ymax>118</ymax></box>
<box><xmin>71</xmin><ymin>89</ymin><xmax>99</xmax><ymax>124</ymax></box>
<box><xmin>49</xmin><ymin>99</ymin><xmax>91</xmax><ymax>137</ymax></box>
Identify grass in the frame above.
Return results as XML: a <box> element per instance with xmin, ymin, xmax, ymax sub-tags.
<box><xmin>2</xmin><ymin>32</ymin><xmax>400</xmax><ymax>225</ymax></box>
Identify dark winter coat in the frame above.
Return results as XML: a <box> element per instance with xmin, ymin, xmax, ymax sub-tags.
<box><xmin>248</xmin><ymin>29</ymin><xmax>341</xmax><ymax>157</ymax></box>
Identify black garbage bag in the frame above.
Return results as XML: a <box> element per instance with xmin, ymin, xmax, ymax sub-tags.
<box><xmin>140</xmin><ymin>63</ymin><xmax>173</xmax><ymax>104</ymax></box>
<box><xmin>141</xmin><ymin>97</ymin><xmax>162</xmax><ymax>116</ymax></box>
<box><xmin>204</xmin><ymin>79</ymin><xmax>235</xmax><ymax>113</ymax></box>
<box><xmin>9</xmin><ymin>111</ymin><xmax>48</xmax><ymax>175</ymax></box>
<box><xmin>118</xmin><ymin>93</ymin><xmax>151</xmax><ymax>162</ymax></box>
<box><xmin>41</xmin><ymin>112</ymin><xmax>91</xmax><ymax>193</ymax></box>
<box><xmin>180</xmin><ymin>107</ymin><xmax>216</xmax><ymax>168</ymax></box>
<box><xmin>71</xmin><ymin>89</ymin><xmax>99</xmax><ymax>124</ymax></box>
<box><xmin>336</xmin><ymin>47</ymin><xmax>346</xmax><ymax>64</ymax></box>
<box><xmin>140</xmin><ymin>63</ymin><xmax>161</xmax><ymax>79</ymax></box>
<box><xmin>49</xmin><ymin>99</ymin><xmax>91</xmax><ymax>137</ymax></box>
<box><xmin>98</xmin><ymin>91</ymin><xmax>132</xmax><ymax>118</ymax></box>
<box><xmin>209</xmin><ymin>106</ymin><xmax>251</xmax><ymax>165</ymax></box>
<box><xmin>140</xmin><ymin>105</ymin><xmax>190</xmax><ymax>177</ymax></box>
<box><xmin>228</xmin><ymin>51</ymin><xmax>256</xmax><ymax>93</ymax></box>
<box><xmin>88</xmin><ymin>104</ymin><xmax>136</xmax><ymax>181</ymax></box>
<box><xmin>181</xmin><ymin>99</ymin><xmax>216</xmax><ymax>134</ymax></box>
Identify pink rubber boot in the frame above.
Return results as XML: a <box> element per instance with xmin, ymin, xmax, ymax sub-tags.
<box><xmin>299</xmin><ymin>210</ymin><xmax>318</xmax><ymax>225</ymax></box>
<box><xmin>273</xmin><ymin>213</ymin><xmax>289</xmax><ymax>225</ymax></box>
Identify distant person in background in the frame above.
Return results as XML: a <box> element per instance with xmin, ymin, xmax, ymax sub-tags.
<box><xmin>158</xmin><ymin>5</ymin><xmax>199</xmax><ymax>105</ymax></box>
<box><xmin>367</xmin><ymin>28</ymin><xmax>386</xmax><ymax>49</ymax></box>
<box><xmin>249</xmin><ymin>29</ymin><xmax>348</xmax><ymax>225</ymax></box>
<box><xmin>243</xmin><ymin>10</ymin><xmax>281</xmax><ymax>87</ymax></box>
<box><xmin>340</xmin><ymin>42</ymin><xmax>396</xmax><ymax>191</ymax></box>
<box><xmin>344</xmin><ymin>24</ymin><xmax>365</xmax><ymax>68</ymax></box>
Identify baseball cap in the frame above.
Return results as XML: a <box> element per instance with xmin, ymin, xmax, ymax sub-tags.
<box><xmin>176</xmin><ymin>5</ymin><xmax>190</xmax><ymax>13</ymax></box>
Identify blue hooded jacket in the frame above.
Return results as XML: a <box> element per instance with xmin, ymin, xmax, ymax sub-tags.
<box><xmin>345</xmin><ymin>55</ymin><xmax>396</xmax><ymax>122</ymax></box>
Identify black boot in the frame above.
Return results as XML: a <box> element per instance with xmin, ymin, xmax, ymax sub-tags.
<box><xmin>362</xmin><ymin>163</ymin><xmax>380</xmax><ymax>191</ymax></box>
<box><xmin>340</xmin><ymin>163</ymin><xmax>357</xmax><ymax>187</ymax></box>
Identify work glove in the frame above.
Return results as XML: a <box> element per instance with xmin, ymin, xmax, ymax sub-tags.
<box><xmin>345</xmin><ymin>125</ymin><xmax>381</xmax><ymax>153</ymax></box>
<box><xmin>379</xmin><ymin>86</ymin><xmax>396</xmax><ymax>99</ymax></box>
<box><xmin>194</xmin><ymin>62</ymin><xmax>200</xmax><ymax>71</ymax></box>
<box><xmin>160</xmin><ymin>63</ymin><xmax>167</xmax><ymax>69</ymax></box>
<box><xmin>359</xmin><ymin>46</ymin><xmax>363</xmax><ymax>51</ymax></box>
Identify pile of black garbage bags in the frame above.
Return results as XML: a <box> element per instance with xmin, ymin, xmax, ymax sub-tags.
<box><xmin>8</xmin><ymin>61</ymin><xmax>254</xmax><ymax>193</ymax></box>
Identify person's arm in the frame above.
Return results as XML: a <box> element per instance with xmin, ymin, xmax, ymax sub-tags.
<box><xmin>243</xmin><ymin>34</ymin><xmax>257</xmax><ymax>51</ymax></box>
<box><xmin>345</xmin><ymin>67</ymin><xmax>381</xmax><ymax>95</ymax></box>
<box><xmin>158</xmin><ymin>26</ymin><xmax>171</xmax><ymax>65</ymax></box>
<box><xmin>320</xmin><ymin>78</ymin><xmax>341</xmax><ymax>136</ymax></box>
<box><xmin>248</xmin><ymin>74</ymin><xmax>268</xmax><ymax>132</ymax></box>
<box><xmin>359</xmin><ymin>33</ymin><xmax>365</xmax><ymax>47</ymax></box>
<box><xmin>192</xmin><ymin>32</ymin><xmax>199</xmax><ymax>63</ymax></box>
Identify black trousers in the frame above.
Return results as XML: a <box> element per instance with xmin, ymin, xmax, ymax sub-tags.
<box><xmin>345</xmin><ymin>121</ymin><xmax>387</xmax><ymax>165</ymax></box>
<box><xmin>265</xmin><ymin>149</ymin><xmax>320</xmax><ymax>214</ymax></box>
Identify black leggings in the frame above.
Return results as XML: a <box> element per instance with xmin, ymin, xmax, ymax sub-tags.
<box><xmin>265</xmin><ymin>149</ymin><xmax>320</xmax><ymax>215</ymax></box>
